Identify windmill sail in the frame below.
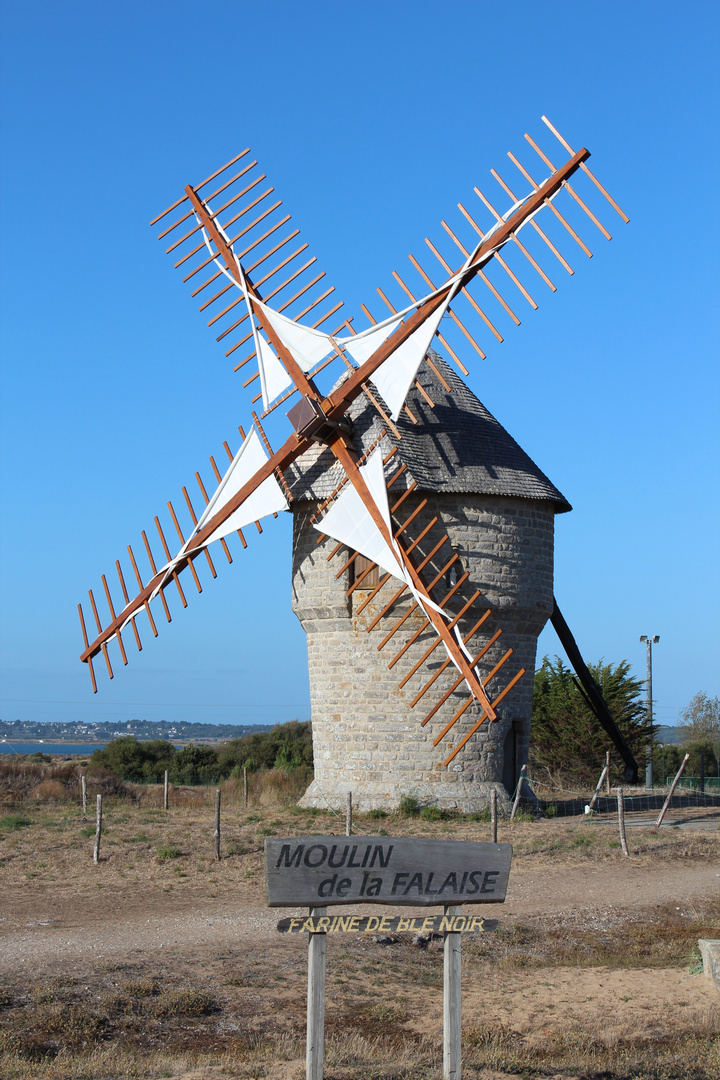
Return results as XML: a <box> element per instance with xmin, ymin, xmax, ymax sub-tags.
<box><xmin>79</xmin><ymin>118</ymin><xmax>628</xmax><ymax>765</ymax></box>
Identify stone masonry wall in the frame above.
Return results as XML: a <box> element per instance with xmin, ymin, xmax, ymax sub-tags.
<box><xmin>291</xmin><ymin>494</ymin><xmax>555</xmax><ymax>811</ymax></box>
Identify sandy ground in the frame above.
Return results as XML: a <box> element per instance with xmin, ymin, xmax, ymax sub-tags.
<box><xmin>1</xmin><ymin>804</ymin><xmax>719</xmax><ymax>1077</ymax></box>
<box><xmin>2</xmin><ymin>857</ymin><xmax>719</xmax><ymax>971</ymax></box>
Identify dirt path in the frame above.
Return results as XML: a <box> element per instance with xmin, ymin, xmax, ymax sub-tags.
<box><xmin>3</xmin><ymin>857</ymin><xmax>718</xmax><ymax>973</ymax></box>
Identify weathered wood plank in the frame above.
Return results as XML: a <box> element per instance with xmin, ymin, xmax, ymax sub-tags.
<box><xmin>265</xmin><ymin>837</ymin><xmax>512</xmax><ymax>907</ymax></box>
<box><xmin>443</xmin><ymin>903</ymin><xmax>462</xmax><ymax>1079</ymax></box>
<box><xmin>306</xmin><ymin>905</ymin><xmax>326</xmax><ymax>1080</ymax></box>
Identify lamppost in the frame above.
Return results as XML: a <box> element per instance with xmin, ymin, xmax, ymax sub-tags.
<box><xmin>640</xmin><ymin>634</ymin><xmax>660</xmax><ymax>789</ymax></box>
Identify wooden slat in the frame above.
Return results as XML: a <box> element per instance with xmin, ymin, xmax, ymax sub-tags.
<box><xmin>101</xmin><ymin>574</ymin><xmax>127</xmax><ymax>665</ymax></box>
<box><xmin>420</xmin><ymin>630</ymin><xmax>502</xmax><ymax>727</ymax></box>
<box><xmin>209</xmin><ymin>456</ymin><xmax>247</xmax><ymax>548</ymax></box>
<box><xmin>506</xmin><ymin>154</ymin><xmax>593</xmax><ymax>257</ymax></box>
<box><xmin>194</xmin><ymin>474</ymin><xmax>233</xmax><ymax>564</ymax></box>
<box><xmin>472</xmin><ymin>190</ymin><xmax>557</xmax><ymax>291</ymax></box>
<box><xmin>425</xmin><ymin>237</ymin><xmax>509</xmax><ymax>337</ymax></box>
<box><xmin>77</xmin><ymin>604</ymin><xmax>97</xmax><ymax>693</ymax></box>
<box><xmin>158</xmin><ymin>159</ymin><xmax>259</xmax><ymax>239</ymax></box>
<box><xmin>541</xmin><ymin>116</ymin><xmax>629</xmax><ymax>222</ymax></box>
<box><xmin>184</xmin><ymin>213</ymin><xmax>291</xmax><ymax>284</ymax></box>
<box><xmin>115</xmin><ymin>559</ymin><xmax>143</xmax><ymax>650</ymax></box>
<box><xmin>389</xmin><ymin>274</ymin><xmax>471</xmax><ymax>375</ymax></box>
<box><xmin>140</xmin><ymin>533</ymin><xmax>172</xmax><ymax>623</ymax></box>
<box><xmin>434</xmin><ymin>229</ymin><xmax>521</xmax><ymax>325</ymax></box>
<box><xmin>451</xmin><ymin>208</ymin><xmax>538</xmax><ymax>309</ymax></box>
<box><xmin>356</xmin><ymin>533</ymin><xmax>449</xmax><ymax>618</ymax></box>
<box><xmin>409</xmin><ymin>609</ymin><xmax>492</xmax><ymax>707</ymax></box>
<box><xmin>387</xmin><ymin>573</ymin><xmax>469</xmax><ymax>670</ymax></box>
<box><xmin>127</xmin><ymin>543</ymin><xmax>161</xmax><ymax>632</ymax></box>
<box><xmin>182</xmin><ymin>486</ymin><xmax>218</xmax><ymax>578</ymax></box>
<box><xmin>154</xmin><ymin>517</ymin><xmax>188</xmax><ymax>607</ymax></box>
<box><xmin>432</xmin><ymin>648</ymin><xmax>512</xmax><ymax>747</ymax></box>
<box><xmin>408</xmin><ymin>255</ymin><xmax>489</xmax><ymax>356</ymax></box>
<box><xmin>524</xmin><ymin>134</ymin><xmax>611</xmax><ymax>240</ymax></box>
<box><xmin>88</xmin><ymin>588</ymin><xmax>113</xmax><ymax>679</ymax></box>
<box><xmin>459</xmin><ymin>200</ymin><xmax>555</xmax><ymax>294</ymax></box>
<box><xmin>176</xmin><ymin>196</ymin><xmax>282</xmax><ymax>270</ymax></box>
<box><xmin>376</xmin><ymin>550</ymin><xmax>458</xmax><ymax>648</ymax></box>
<box><xmin>166</xmin><ymin>174</ymin><xmax>267</xmax><ymax>253</ymax></box>
<box><xmin>397</xmin><ymin>589</ymin><xmax>481</xmax><ymax>687</ymax></box>
<box><xmin>167</xmin><ymin>501</ymin><xmax>202</xmax><ymax>594</ymax></box>
<box><xmin>482</xmin><ymin>178</ymin><xmax>573</xmax><ymax>275</ymax></box>
<box><xmin>442</xmin><ymin>668</ymin><xmax>525</xmax><ymax>765</ymax></box>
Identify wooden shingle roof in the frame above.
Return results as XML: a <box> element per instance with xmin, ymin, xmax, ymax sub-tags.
<box><xmin>287</xmin><ymin>351</ymin><xmax>571</xmax><ymax>514</ymax></box>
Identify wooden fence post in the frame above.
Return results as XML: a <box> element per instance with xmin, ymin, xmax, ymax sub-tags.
<box><xmin>214</xmin><ymin>789</ymin><xmax>221</xmax><ymax>861</ymax></box>
<box><xmin>490</xmin><ymin>789</ymin><xmax>498</xmax><ymax>843</ymax></box>
<box><xmin>605</xmin><ymin>750</ymin><xmax>611</xmax><ymax>795</ymax></box>
<box><xmin>306</xmin><ymin>906</ymin><xmax>327</xmax><ymax>1080</ymax></box>
<box><xmin>164</xmin><ymin>770</ymin><xmax>169</xmax><ymax>811</ymax></box>
<box><xmin>93</xmin><ymin>794</ymin><xmax>102</xmax><ymax>864</ymax></box>
<box><xmin>243</xmin><ymin>766</ymin><xmax>248</xmax><ymax>808</ymax></box>
<box><xmin>81</xmin><ymin>775</ymin><xmax>87</xmax><ymax>818</ymax></box>
<box><xmin>616</xmin><ymin>788</ymin><xmax>629</xmax><ymax>856</ymax></box>
<box><xmin>346</xmin><ymin>791</ymin><xmax>352</xmax><ymax>837</ymax></box>
<box><xmin>510</xmin><ymin>765</ymin><xmax>527</xmax><ymax>821</ymax></box>
<box><xmin>443</xmin><ymin>903</ymin><xmax>462</xmax><ymax>1079</ymax></box>
<box><xmin>656</xmin><ymin>753</ymin><xmax>690</xmax><ymax>828</ymax></box>
<box><xmin>588</xmin><ymin>763</ymin><xmax>609</xmax><ymax>811</ymax></box>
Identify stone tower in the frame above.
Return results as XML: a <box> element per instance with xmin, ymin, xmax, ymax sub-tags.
<box><xmin>287</xmin><ymin>353</ymin><xmax>570</xmax><ymax>812</ymax></box>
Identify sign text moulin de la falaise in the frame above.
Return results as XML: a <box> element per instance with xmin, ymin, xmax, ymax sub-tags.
<box><xmin>265</xmin><ymin>836</ymin><xmax>513</xmax><ymax>932</ymax></box>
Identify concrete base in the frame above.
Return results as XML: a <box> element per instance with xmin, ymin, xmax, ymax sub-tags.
<box><xmin>299</xmin><ymin>779</ymin><xmax>511</xmax><ymax>814</ymax></box>
<box><xmin>698</xmin><ymin>940</ymin><xmax>720</xmax><ymax>991</ymax></box>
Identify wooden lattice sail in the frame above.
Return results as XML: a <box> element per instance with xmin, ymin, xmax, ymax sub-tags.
<box><xmin>78</xmin><ymin>117</ymin><xmax>628</xmax><ymax>761</ymax></box>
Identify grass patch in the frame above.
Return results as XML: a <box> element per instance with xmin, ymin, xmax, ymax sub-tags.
<box><xmin>0</xmin><ymin>815</ymin><xmax>32</xmax><ymax>830</ymax></box>
<box><xmin>156</xmin><ymin>845</ymin><xmax>182</xmax><ymax>860</ymax></box>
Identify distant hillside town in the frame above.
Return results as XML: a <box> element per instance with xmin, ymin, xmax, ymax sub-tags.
<box><xmin>0</xmin><ymin>718</ymin><xmax>271</xmax><ymax>744</ymax></box>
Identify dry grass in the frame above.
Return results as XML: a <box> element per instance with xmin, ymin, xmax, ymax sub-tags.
<box><xmin>0</xmin><ymin>763</ymin><xmax>719</xmax><ymax>1078</ymax></box>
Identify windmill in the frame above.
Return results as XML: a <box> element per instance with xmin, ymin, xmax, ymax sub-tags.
<box><xmin>78</xmin><ymin>117</ymin><xmax>637</xmax><ymax>809</ymax></box>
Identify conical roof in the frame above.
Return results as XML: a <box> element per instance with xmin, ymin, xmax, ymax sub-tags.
<box><xmin>286</xmin><ymin>351</ymin><xmax>571</xmax><ymax>513</ymax></box>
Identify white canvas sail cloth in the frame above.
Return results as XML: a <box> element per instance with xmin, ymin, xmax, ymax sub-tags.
<box><xmin>188</xmin><ymin>426</ymin><xmax>288</xmax><ymax>547</ymax></box>
<box><xmin>366</xmin><ymin>299</ymin><xmax>452</xmax><ymax>421</ymax></box>
<box><xmin>138</xmin><ymin>428</ymin><xmax>288</xmax><ymax>615</ymax></box>
<box><xmin>196</xmin><ymin>178</ymin><xmax>551</xmax><ymax>418</ymax></box>
<box><xmin>315</xmin><ymin>449</ymin><xmax>496</xmax><ymax>694</ymax></box>
<box><xmin>314</xmin><ymin>449</ymin><xmax>410</xmax><ymax>588</ymax></box>
<box><xmin>314</xmin><ymin>449</ymin><xmax>446</xmax><ymax>612</ymax></box>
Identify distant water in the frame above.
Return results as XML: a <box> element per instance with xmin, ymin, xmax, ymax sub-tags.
<box><xmin>0</xmin><ymin>743</ymin><xmax>107</xmax><ymax>755</ymax></box>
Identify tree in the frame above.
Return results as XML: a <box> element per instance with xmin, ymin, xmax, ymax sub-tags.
<box><xmin>90</xmin><ymin>737</ymin><xmax>176</xmax><ymax>780</ymax></box>
<box><xmin>677</xmin><ymin>693</ymin><xmax>720</xmax><ymax>745</ymax></box>
<box><xmin>215</xmin><ymin>720</ymin><xmax>313</xmax><ymax>774</ymax></box>
<box><xmin>171</xmin><ymin>744</ymin><xmax>219</xmax><ymax>783</ymax></box>
<box><xmin>531</xmin><ymin>656</ymin><xmax>647</xmax><ymax>784</ymax></box>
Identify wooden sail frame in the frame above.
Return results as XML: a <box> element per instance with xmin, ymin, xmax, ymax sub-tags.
<box><xmin>78</xmin><ymin>118</ymin><xmax>628</xmax><ymax>759</ymax></box>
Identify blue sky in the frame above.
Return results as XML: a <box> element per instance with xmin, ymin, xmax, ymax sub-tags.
<box><xmin>1</xmin><ymin>0</ymin><xmax>718</xmax><ymax>733</ymax></box>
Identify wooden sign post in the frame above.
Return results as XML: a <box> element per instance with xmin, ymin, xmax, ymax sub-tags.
<box><xmin>266</xmin><ymin>836</ymin><xmax>512</xmax><ymax>1079</ymax></box>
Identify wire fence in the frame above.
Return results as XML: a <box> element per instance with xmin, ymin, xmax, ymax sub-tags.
<box><xmin>514</xmin><ymin>770</ymin><xmax>720</xmax><ymax>826</ymax></box>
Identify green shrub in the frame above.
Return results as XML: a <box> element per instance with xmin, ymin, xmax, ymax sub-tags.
<box><xmin>367</xmin><ymin>808</ymin><xmax>387</xmax><ymax>819</ymax></box>
<box><xmin>420</xmin><ymin>805</ymin><xmax>443</xmax><ymax>821</ymax></box>
<box><xmin>90</xmin><ymin>737</ymin><xmax>176</xmax><ymax>782</ymax></box>
<box><xmin>0</xmin><ymin>814</ymin><xmax>32</xmax><ymax>830</ymax></box>
<box><xmin>156</xmin><ymin>845</ymin><xmax>182</xmax><ymax>860</ymax></box>
<box><xmin>399</xmin><ymin>794</ymin><xmax>420</xmax><ymax>817</ymax></box>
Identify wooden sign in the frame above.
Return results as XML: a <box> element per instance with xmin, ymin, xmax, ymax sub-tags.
<box><xmin>277</xmin><ymin>912</ymin><xmax>491</xmax><ymax>934</ymax></box>
<box><xmin>265</xmin><ymin>836</ymin><xmax>512</xmax><ymax>907</ymax></box>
